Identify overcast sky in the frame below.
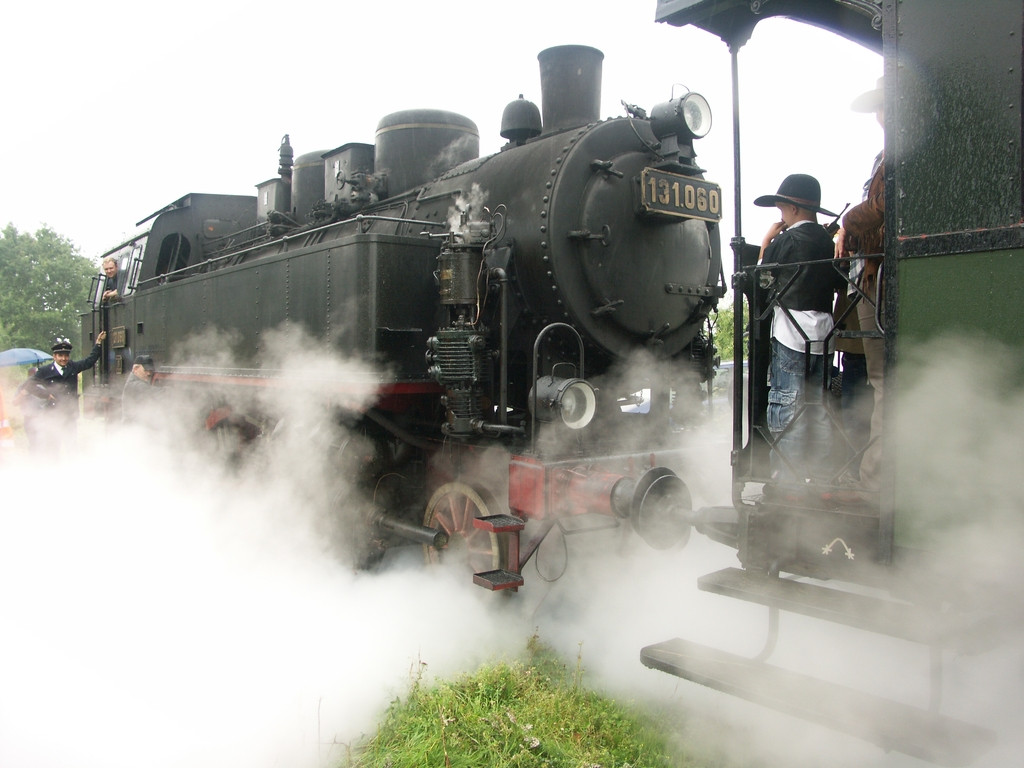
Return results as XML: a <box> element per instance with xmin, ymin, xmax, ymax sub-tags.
<box><xmin>2</xmin><ymin>1</ymin><xmax>881</xmax><ymax>281</ymax></box>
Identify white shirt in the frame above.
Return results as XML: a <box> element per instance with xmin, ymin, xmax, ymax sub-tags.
<box><xmin>772</xmin><ymin>306</ymin><xmax>833</xmax><ymax>355</ymax></box>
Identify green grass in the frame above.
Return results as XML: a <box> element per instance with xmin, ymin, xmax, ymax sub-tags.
<box><xmin>344</xmin><ymin>635</ymin><xmax>708</xmax><ymax>768</ymax></box>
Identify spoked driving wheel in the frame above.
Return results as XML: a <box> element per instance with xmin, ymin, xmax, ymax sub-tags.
<box><xmin>423</xmin><ymin>481</ymin><xmax>504</xmax><ymax>571</ymax></box>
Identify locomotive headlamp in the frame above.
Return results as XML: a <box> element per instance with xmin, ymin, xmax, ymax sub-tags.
<box><xmin>650</xmin><ymin>92</ymin><xmax>712</xmax><ymax>141</ymax></box>
<box><xmin>529</xmin><ymin>376</ymin><xmax>598</xmax><ymax>430</ymax></box>
<box><xmin>680</xmin><ymin>92</ymin><xmax>712</xmax><ymax>138</ymax></box>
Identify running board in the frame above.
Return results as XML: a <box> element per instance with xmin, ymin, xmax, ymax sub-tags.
<box><xmin>473</xmin><ymin>514</ymin><xmax>526</xmax><ymax>533</ymax></box>
<box><xmin>698</xmin><ymin>568</ymin><xmax>994</xmax><ymax>650</ymax></box>
<box><xmin>640</xmin><ymin>637</ymin><xmax>996</xmax><ymax>766</ymax></box>
<box><xmin>473</xmin><ymin>569</ymin><xmax>525</xmax><ymax>590</ymax></box>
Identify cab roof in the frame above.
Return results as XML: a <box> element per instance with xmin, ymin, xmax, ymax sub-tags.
<box><xmin>655</xmin><ymin>0</ymin><xmax>882</xmax><ymax>52</ymax></box>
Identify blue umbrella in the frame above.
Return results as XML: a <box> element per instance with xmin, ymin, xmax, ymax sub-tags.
<box><xmin>0</xmin><ymin>348</ymin><xmax>54</xmax><ymax>367</ymax></box>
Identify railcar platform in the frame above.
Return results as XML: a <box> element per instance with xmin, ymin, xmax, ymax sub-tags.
<box><xmin>698</xmin><ymin>567</ymin><xmax>1002</xmax><ymax>651</ymax></box>
<box><xmin>640</xmin><ymin>637</ymin><xmax>996</xmax><ymax>766</ymax></box>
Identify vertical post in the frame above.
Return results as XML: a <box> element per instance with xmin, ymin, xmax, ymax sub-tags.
<box><xmin>729</xmin><ymin>41</ymin><xmax>746</xmax><ymax>495</ymax></box>
<box><xmin>730</xmin><ymin>42</ymin><xmax>743</xmax><ymax>239</ymax></box>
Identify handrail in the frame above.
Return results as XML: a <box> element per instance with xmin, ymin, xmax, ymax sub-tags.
<box><xmin>137</xmin><ymin>212</ymin><xmax>451</xmax><ymax>289</ymax></box>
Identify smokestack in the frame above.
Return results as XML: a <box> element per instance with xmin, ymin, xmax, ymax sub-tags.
<box><xmin>537</xmin><ymin>45</ymin><xmax>604</xmax><ymax>133</ymax></box>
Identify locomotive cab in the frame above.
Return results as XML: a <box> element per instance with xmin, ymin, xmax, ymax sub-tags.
<box><xmin>643</xmin><ymin>2</ymin><xmax>1023</xmax><ymax>763</ymax></box>
<box><xmin>136</xmin><ymin>193</ymin><xmax>258</xmax><ymax>283</ymax></box>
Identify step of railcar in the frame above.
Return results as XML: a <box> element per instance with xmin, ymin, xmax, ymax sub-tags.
<box><xmin>472</xmin><ymin>514</ymin><xmax>526</xmax><ymax>532</ymax></box>
<box><xmin>698</xmin><ymin>567</ymin><xmax>994</xmax><ymax>649</ymax></box>
<box><xmin>473</xmin><ymin>569</ymin><xmax>525</xmax><ymax>591</ymax></box>
<box><xmin>640</xmin><ymin>637</ymin><xmax>995</xmax><ymax>767</ymax></box>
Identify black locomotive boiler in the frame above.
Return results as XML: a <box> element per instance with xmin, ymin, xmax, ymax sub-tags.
<box><xmin>85</xmin><ymin>45</ymin><xmax>726</xmax><ymax>585</ymax></box>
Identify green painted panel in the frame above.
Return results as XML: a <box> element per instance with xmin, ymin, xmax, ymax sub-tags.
<box><xmin>897</xmin><ymin>250</ymin><xmax>1024</xmax><ymax>346</ymax></box>
<box><xmin>893</xmin><ymin>251</ymin><xmax>1024</xmax><ymax>553</ymax></box>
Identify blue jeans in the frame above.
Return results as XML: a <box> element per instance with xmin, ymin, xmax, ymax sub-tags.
<box><xmin>768</xmin><ymin>339</ymin><xmax>833</xmax><ymax>486</ymax></box>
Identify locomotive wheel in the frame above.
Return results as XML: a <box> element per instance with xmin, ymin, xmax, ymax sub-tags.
<box><xmin>205</xmin><ymin>406</ymin><xmax>262</xmax><ymax>461</ymax></box>
<box><xmin>422</xmin><ymin>482</ymin><xmax>503</xmax><ymax>571</ymax></box>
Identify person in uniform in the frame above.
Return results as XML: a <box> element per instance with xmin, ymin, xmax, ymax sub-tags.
<box><xmin>30</xmin><ymin>332</ymin><xmax>106</xmax><ymax>452</ymax></box>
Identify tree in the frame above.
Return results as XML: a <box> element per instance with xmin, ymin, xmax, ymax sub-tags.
<box><xmin>710</xmin><ymin>299</ymin><xmax>736</xmax><ymax>363</ymax></box>
<box><xmin>0</xmin><ymin>224</ymin><xmax>95</xmax><ymax>350</ymax></box>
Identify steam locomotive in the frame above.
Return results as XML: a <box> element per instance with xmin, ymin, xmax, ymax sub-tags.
<box><xmin>84</xmin><ymin>45</ymin><xmax>725</xmax><ymax>585</ymax></box>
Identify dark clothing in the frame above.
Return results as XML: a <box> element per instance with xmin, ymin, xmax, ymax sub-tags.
<box><xmin>15</xmin><ymin>376</ymin><xmax>49</xmax><ymax>406</ymax></box>
<box><xmin>832</xmin><ymin>290</ymin><xmax>863</xmax><ymax>355</ymax></box>
<box><xmin>761</xmin><ymin>223</ymin><xmax>843</xmax><ymax>312</ymax></box>
<box><xmin>831</xmin><ymin>291</ymin><xmax>872</xmax><ymax>479</ymax></box>
<box><xmin>32</xmin><ymin>344</ymin><xmax>102</xmax><ymax>413</ymax></box>
<box><xmin>102</xmin><ymin>269</ymin><xmax>127</xmax><ymax>303</ymax></box>
<box><xmin>838</xmin><ymin>350</ymin><xmax>871</xmax><ymax>458</ymax></box>
<box><xmin>122</xmin><ymin>373</ymin><xmax>160</xmax><ymax>423</ymax></box>
<box><xmin>28</xmin><ymin>344</ymin><xmax>101</xmax><ymax>454</ymax></box>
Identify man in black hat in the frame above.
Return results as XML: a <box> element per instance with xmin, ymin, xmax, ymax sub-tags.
<box><xmin>756</xmin><ymin>174</ymin><xmax>844</xmax><ymax>497</ymax></box>
<box><xmin>29</xmin><ymin>331</ymin><xmax>107</xmax><ymax>452</ymax></box>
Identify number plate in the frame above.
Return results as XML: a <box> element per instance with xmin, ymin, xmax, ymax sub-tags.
<box><xmin>640</xmin><ymin>168</ymin><xmax>722</xmax><ymax>222</ymax></box>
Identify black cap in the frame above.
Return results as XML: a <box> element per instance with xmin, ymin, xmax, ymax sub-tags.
<box><xmin>51</xmin><ymin>337</ymin><xmax>73</xmax><ymax>353</ymax></box>
<box><xmin>134</xmin><ymin>354</ymin><xmax>155</xmax><ymax>371</ymax></box>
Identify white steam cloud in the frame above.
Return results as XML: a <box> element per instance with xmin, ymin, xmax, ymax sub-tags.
<box><xmin>2</xmin><ymin>334</ymin><xmax>1021</xmax><ymax>768</ymax></box>
<box><xmin>447</xmin><ymin>182</ymin><xmax>489</xmax><ymax>233</ymax></box>
<box><xmin>0</xmin><ymin>333</ymin><xmax>525</xmax><ymax>768</ymax></box>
